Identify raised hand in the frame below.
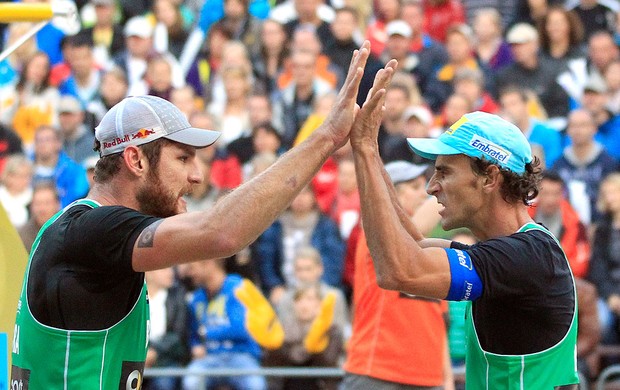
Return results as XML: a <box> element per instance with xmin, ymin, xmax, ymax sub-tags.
<box><xmin>350</xmin><ymin>59</ymin><xmax>398</xmax><ymax>150</ymax></box>
<box><xmin>317</xmin><ymin>41</ymin><xmax>371</xmax><ymax>149</ymax></box>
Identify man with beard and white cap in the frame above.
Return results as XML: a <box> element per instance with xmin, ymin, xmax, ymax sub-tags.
<box><xmin>350</xmin><ymin>110</ymin><xmax>579</xmax><ymax>389</ymax></box>
<box><xmin>11</xmin><ymin>42</ymin><xmax>397</xmax><ymax>389</ymax></box>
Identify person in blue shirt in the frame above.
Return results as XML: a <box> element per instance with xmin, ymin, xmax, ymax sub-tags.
<box><xmin>184</xmin><ymin>258</ymin><xmax>284</xmax><ymax>390</ymax></box>
<box><xmin>499</xmin><ymin>85</ymin><xmax>563</xmax><ymax>168</ymax></box>
<box><xmin>31</xmin><ymin>125</ymin><xmax>89</xmax><ymax>207</ymax></box>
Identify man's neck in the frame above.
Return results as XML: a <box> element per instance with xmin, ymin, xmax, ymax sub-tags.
<box><xmin>572</xmin><ymin>141</ymin><xmax>595</xmax><ymax>161</ymax></box>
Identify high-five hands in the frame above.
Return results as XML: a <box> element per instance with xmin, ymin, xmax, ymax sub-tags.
<box><xmin>350</xmin><ymin>59</ymin><xmax>398</xmax><ymax>150</ymax></box>
<box><xmin>319</xmin><ymin>41</ymin><xmax>371</xmax><ymax>149</ymax></box>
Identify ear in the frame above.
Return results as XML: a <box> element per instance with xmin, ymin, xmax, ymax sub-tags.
<box><xmin>122</xmin><ymin>146</ymin><xmax>147</xmax><ymax>177</ymax></box>
<box><xmin>482</xmin><ymin>165</ymin><xmax>502</xmax><ymax>193</ymax></box>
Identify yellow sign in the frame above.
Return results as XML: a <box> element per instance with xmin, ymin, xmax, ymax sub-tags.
<box><xmin>0</xmin><ymin>205</ymin><xmax>28</xmax><ymax>374</ymax></box>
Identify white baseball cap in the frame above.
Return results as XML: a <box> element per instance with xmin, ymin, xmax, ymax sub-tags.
<box><xmin>95</xmin><ymin>95</ymin><xmax>220</xmax><ymax>157</ymax></box>
<box><xmin>385</xmin><ymin>161</ymin><xmax>428</xmax><ymax>184</ymax></box>
<box><xmin>124</xmin><ymin>16</ymin><xmax>154</xmax><ymax>39</ymax></box>
<box><xmin>385</xmin><ymin>20</ymin><xmax>412</xmax><ymax>38</ymax></box>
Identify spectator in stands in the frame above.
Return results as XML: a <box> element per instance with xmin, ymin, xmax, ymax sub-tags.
<box><xmin>567</xmin><ymin>0</ymin><xmax>618</xmax><ymax>40</ymax></box>
<box><xmin>552</xmin><ymin>108</ymin><xmax>617</xmax><ymax>225</ymax></box>
<box><xmin>464</xmin><ymin>0</ymin><xmax>519</xmax><ymax>30</ymax></box>
<box><xmin>330</xmin><ymin>158</ymin><xmax>360</xmax><ymax>241</ymax></box>
<box><xmin>17</xmin><ymin>182</ymin><xmax>60</xmax><ymax>253</ymax></box>
<box><xmin>425</xmin><ymin>24</ymin><xmax>485</xmax><ymax>113</ymax></box>
<box><xmin>453</xmin><ymin>68</ymin><xmax>499</xmax><ymax>114</ymax></box>
<box><xmin>57</xmin><ymin>95</ymin><xmax>98</xmax><ymax>165</ymax></box>
<box><xmin>422</xmin><ymin>0</ymin><xmax>466</xmax><ymax>43</ymax></box>
<box><xmin>604</xmin><ymin>59</ymin><xmax>620</xmax><ymax>114</ymax></box>
<box><xmin>272</xmin><ymin>49</ymin><xmax>334</xmax><ymax>150</ymax></box>
<box><xmin>528</xmin><ymin>171</ymin><xmax>591</xmax><ymax>278</ymax></box>
<box><xmin>3</xmin><ymin>51</ymin><xmax>60</xmax><ymax>149</ymax></box>
<box><xmin>251</xmin><ymin>19</ymin><xmax>289</xmax><ymax>96</ymax></box>
<box><xmin>256</xmin><ymin>185</ymin><xmax>345</xmax><ymax>304</ymax></box>
<box><xmin>276</xmin><ymin>246</ymin><xmax>349</xmax><ymax>331</ymax></box>
<box><xmin>152</xmin><ymin>0</ymin><xmax>191</xmax><ymax>60</ymax></box>
<box><xmin>586</xmin><ymin>31</ymin><xmax>619</xmax><ymax>84</ymax></box>
<box><xmin>57</xmin><ymin>33</ymin><xmax>103</xmax><ymax>108</ymax></box>
<box><xmin>436</xmin><ymin>93</ymin><xmax>474</xmax><ymax>133</ymax></box>
<box><xmin>0</xmin><ymin>154</ymin><xmax>33</xmax><ymax>228</ymax></box>
<box><xmin>365</xmin><ymin>0</ymin><xmax>401</xmax><ymax>57</ymax></box>
<box><xmin>80</xmin><ymin>0</ymin><xmax>125</xmax><ymax>66</ymax></box>
<box><xmin>575</xmin><ymin>277</ymin><xmax>601</xmax><ymax>382</ymax></box>
<box><xmin>211</xmin><ymin>0</ymin><xmax>263</xmax><ymax>56</ymax></box>
<box><xmin>378</xmin><ymin>75</ymin><xmax>414</xmax><ymax>162</ymax></box>
<box><xmin>0</xmin><ymin>124</ymin><xmax>23</xmax><ymax>175</ymax></box>
<box><xmin>343</xmin><ymin>160</ymin><xmax>451</xmax><ymax>389</ymax></box>
<box><xmin>143</xmin><ymin>266</ymin><xmax>190</xmax><ymax>390</ymax></box>
<box><xmin>537</xmin><ymin>6</ymin><xmax>586</xmax><ymax>70</ymax></box>
<box><xmin>129</xmin><ymin>54</ymin><xmax>176</xmax><ymax>100</ymax></box>
<box><xmin>87</xmin><ymin>67</ymin><xmax>129</xmax><ymax>125</ymax></box>
<box><xmin>587</xmin><ymin>173</ymin><xmax>620</xmax><ymax>347</ymax></box>
<box><xmin>113</xmin><ymin>16</ymin><xmax>156</xmax><ymax>94</ymax></box>
<box><xmin>31</xmin><ymin>125</ymin><xmax>89</xmax><ymax>207</ymax></box>
<box><xmin>325</xmin><ymin>7</ymin><xmax>360</xmax><ymax>82</ymax></box>
<box><xmin>580</xmin><ymin>76</ymin><xmax>620</xmax><ymax>160</ymax></box>
<box><xmin>283</xmin><ymin>0</ymin><xmax>336</xmax><ymax>50</ymax></box>
<box><xmin>265</xmin><ymin>284</ymin><xmax>344</xmax><ymax>390</ymax></box>
<box><xmin>184</xmin><ymin>258</ymin><xmax>283</xmax><ymax>390</ymax></box>
<box><xmin>399</xmin><ymin>0</ymin><xmax>449</xmax><ymax>97</ymax></box>
<box><xmin>497</xmin><ymin>23</ymin><xmax>571</xmax><ymax>120</ymax></box>
<box><xmin>499</xmin><ymin>85</ymin><xmax>563</xmax><ymax>168</ymax></box>
<box><xmin>207</xmin><ymin>66</ymin><xmax>252</xmax><ymax>148</ymax></box>
<box><xmin>471</xmin><ymin>8</ymin><xmax>513</xmax><ymax>72</ymax></box>
<box><xmin>171</xmin><ymin>85</ymin><xmax>202</xmax><ymax>119</ymax></box>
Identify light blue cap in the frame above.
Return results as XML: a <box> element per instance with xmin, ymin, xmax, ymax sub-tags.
<box><xmin>407</xmin><ymin>111</ymin><xmax>533</xmax><ymax>175</ymax></box>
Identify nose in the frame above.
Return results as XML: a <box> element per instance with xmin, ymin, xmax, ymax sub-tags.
<box><xmin>189</xmin><ymin>157</ymin><xmax>204</xmax><ymax>185</ymax></box>
<box><xmin>427</xmin><ymin>174</ymin><xmax>439</xmax><ymax>196</ymax></box>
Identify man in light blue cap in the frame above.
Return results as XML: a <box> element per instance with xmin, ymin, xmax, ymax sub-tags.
<box><xmin>350</xmin><ymin>107</ymin><xmax>579</xmax><ymax>389</ymax></box>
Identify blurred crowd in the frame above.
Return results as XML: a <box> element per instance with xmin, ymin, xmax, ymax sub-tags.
<box><xmin>2</xmin><ymin>0</ymin><xmax>620</xmax><ymax>388</ymax></box>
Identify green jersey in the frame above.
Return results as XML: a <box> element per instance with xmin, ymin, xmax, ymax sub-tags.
<box><xmin>11</xmin><ymin>200</ymin><xmax>150</xmax><ymax>389</ymax></box>
<box><xmin>464</xmin><ymin>223</ymin><xmax>578</xmax><ymax>389</ymax></box>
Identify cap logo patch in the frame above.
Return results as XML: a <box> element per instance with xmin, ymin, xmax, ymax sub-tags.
<box><xmin>446</xmin><ymin>116</ymin><xmax>468</xmax><ymax>135</ymax></box>
<box><xmin>469</xmin><ymin>135</ymin><xmax>512</xmax><ymax>163</ymax></box>
<box><xmin>132</xmin><ymin>128</ymin><xmax>157</xmax><ymax>140</ymax></box>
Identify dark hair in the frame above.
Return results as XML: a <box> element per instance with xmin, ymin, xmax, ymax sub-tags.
<box><xmin>252</xmin><ymin>121</ymin><xmax>281</xmax><ymax>140</ymax></box>
<box><xmin>470</xmin><ymin>156</ymin><xmax>542</xmax><ymax>205</ymax></box>
<box><xmin>537</xmin><ymin>6</ymin><xmax>584</xmax><ymax>52</ymax></box>
<box><xmin>61</xmin><ymin>31</ymin><xmax>94</xmax><ymax>49</ymax></box>
<box><xmin>16</xmin><ymin>52</ymin><xmax>51</xmax><ymax>94</ymax></box>
<box><xmin>93</xmin><ymin>138</ymin><xmax>170</xmax><ymax>183</ymax></box>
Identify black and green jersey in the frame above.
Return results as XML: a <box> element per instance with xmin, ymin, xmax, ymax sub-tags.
<box><xmin>12</xmin><ymin>199</ymin><xmax>160</xmax><ymax>389</ymax></box>
<box><xmin>453</xmin><ymin>222</ymin><xmax>578</xmax><ymax>389</ymax></box>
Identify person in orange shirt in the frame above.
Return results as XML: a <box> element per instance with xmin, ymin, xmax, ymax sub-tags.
<box><xmin>343</xmin><ymin>160</ymin><xmax>453</xmax><ymax>389</ymax></box>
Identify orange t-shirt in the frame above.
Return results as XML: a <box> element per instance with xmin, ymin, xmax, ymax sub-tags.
<box><xmin>344</xmin><ymin>231</ymin><xmax>447</xmax><ymax>386</ymax></box>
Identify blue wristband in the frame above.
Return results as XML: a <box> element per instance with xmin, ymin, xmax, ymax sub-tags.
<box><xmin>445</xmin><ymin>248</ymin><xmax>483</xmax><ymax>301</ymax></box>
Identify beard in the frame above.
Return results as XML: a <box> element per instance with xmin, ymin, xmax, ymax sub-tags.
<box><xmin>136</xmin><ymin>169</ymin><xmax>184</xmax><ymax>218</ymax></box>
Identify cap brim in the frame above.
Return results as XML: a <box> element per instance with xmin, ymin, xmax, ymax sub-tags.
<box><xmin>407</xmin><ymin>138</ymin><xmax>461</xmax><ymax>160</ymax></box>
<box><xmin>165</xmin><ymin>127</ymin><xmax>221</xmax><ymax>149</ymax></box>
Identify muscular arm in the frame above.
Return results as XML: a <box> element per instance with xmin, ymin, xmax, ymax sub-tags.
<box><xmin>132</xmin><ymin>44</ymin><xmax>371</xmax><ymax>272</ymax></box>
<box><xmin>351</xmin><ymin>61</ymin><xmax>451</xmax><ymax>299</ymax></box>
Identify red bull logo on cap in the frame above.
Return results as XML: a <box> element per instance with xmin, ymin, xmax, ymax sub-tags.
<box><xmin>132</xmin><ymin>128</ymin><xmax>157</xmax><ymax>140</ymax></box>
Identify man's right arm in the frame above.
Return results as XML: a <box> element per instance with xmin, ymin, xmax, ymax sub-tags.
<box><xmin>132</xmin><ymin>43</ymin><xmax>371</xmax><ymax>272</ymax></box>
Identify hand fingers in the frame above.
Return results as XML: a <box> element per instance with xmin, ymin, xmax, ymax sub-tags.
<box><xmin>365</xmin><ymin>59</ymin><xmax>398</xmax><ymax>104</ymax></box>
<box><xmin>341</xmin><ymin>41</ymin><xmax>370</xmax><ymax>96</ymax></box>
<box><xmin>366</xmin><ymin>61</ymin><xmax>397</xmax><ymax>105</ymax></box>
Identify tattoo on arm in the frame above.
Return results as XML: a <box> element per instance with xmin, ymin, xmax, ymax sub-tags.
<box><xmin>137</xmin><ymin>220</ymin><xmax>163</xmax><ymax>248</ymax></box>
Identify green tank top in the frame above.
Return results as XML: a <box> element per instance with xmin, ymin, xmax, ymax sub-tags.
<box><xmin>464</xmin><ymin>223</ymin><xmax>579</xmax><ymax>389</ymax></box>
<box><xmin>11</xmin><ymin>199</ymin><xmax>150</xmax><ymax>390</ymax></box>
